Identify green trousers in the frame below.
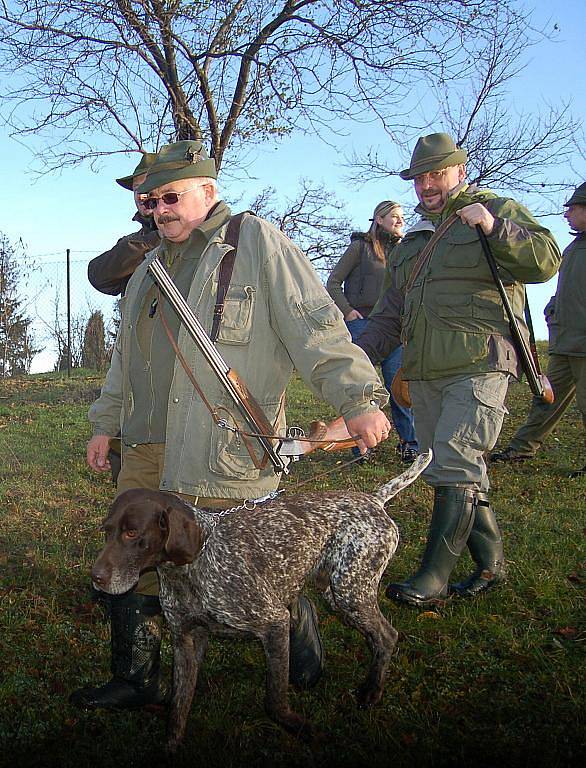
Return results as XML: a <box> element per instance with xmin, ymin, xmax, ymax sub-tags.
<box><xmin>508</xmin><ymin>354</ymin><xmax>586</xmax><ymax>455</ymax></box>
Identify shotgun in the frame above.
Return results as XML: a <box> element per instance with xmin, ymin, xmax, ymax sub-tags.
<box><xmin>475</xmin><ymin>225</ymin><xmax>554</xmax><ymax>404</ymax></box>
<box><xmin>148</xmin><ymin>258</ymin><xmax>359</xmax><ymax>473</ymax></box>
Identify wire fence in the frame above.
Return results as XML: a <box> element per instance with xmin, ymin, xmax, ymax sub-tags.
<box><xmin>23</xmin><ymin>251</ymin><xmax>118</xmax><ymax>374</ymax></box>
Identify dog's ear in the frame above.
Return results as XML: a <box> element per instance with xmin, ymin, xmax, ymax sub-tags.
<box><xmin>162</xmin><ymin>502</ymin><xmax>204</xmax><ymax>565</ymax></box>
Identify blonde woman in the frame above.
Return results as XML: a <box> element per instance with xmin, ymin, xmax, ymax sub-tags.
<box><xmin>327</xmin><ymin>201</ymin><xmax>418</xmax><ymax>462</ymax></box>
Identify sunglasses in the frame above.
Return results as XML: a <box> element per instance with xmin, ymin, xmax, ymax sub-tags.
<box><xmin>142</xmin><ymin>185</ymin><xmax>206</xmax><ymax>210</ymax></box>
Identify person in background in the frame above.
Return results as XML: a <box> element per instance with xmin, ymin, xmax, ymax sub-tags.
<box><xmin>327</xmin><ymin>201</ymin><xmax>418</xmax><ymax>463</ymax></box>
<box><xmin>87</xmin><ymin>152</ymin><xmax>159</xmax><ymax>482</ymax></box>
<box><xmin>88</xmin><ymin>152</ymin><xmax>160</xmax><ymax>297</ymax></box>
<box><xmin>491</xmin><ymin>181</ymin><xmax>586</xmax><ymax>477</ymax></box>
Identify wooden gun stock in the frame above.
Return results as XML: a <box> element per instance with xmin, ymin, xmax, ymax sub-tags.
<box><xmin>295</xmin><ymin>416</ymin><xmax>359</xmax><ymax>455</ymax></box>
<box><xmin>226</xmin><ymin>369</ymin><xmax>278</xmax><ymax>438</ymax></box>
<box><xmin>537</xmin><ymin>373</ymin><xmax>555</xmax><ymax>405</ymax></box>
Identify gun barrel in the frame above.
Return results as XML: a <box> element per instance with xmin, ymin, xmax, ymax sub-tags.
<box><xmin>148</xmin><ymin>258</ymin><xmax>288</xmax><ymax>474</ymax></box>
<box><xmin>475</xmin><ymin>226</ymin><xmax>546</xmax><ymax>400</ymax></box>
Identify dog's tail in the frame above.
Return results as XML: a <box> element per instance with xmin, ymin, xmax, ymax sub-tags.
<box><xmin>373</xmin><ymin>449</ymin><xmax>433</xmax><ymax>505</ymax></box>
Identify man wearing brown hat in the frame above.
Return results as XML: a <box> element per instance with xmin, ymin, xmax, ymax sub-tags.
<box><xmin>356</xmin><ymin>132</ymin><xmax>561</xmax><ymax>607</ymax></box>
<box><xmin>72</xmin><ymin>140</ymin><xmax>390</xmax><ymax>710</ymax></box>
<box><xmin>491</xmin><ymin>182</ymin><xmax>586</xmax><ymax>477</ymax></box>
<box><xmin>87</xmin><ymin>152</ymin><xmax>160</xmax><ymax>296</ymax></box>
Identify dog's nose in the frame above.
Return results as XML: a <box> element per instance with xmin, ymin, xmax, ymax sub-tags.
<box><xmin>91</xmin><ymin>566</ymin><xmax>107</xmax><ymax>586</ymax></box>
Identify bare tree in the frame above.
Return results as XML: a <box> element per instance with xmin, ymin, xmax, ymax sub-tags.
<box><xmin>41</xmin><ymin>290</ymin><xmax>92</xmax><ymax>371</ymax></box>
<box><xmin>345</xmin><ymin>7</ymin><xmax>581</xmax><ymax>206</ymax></box>
<box><xmin>247</xmin><ymin>179</ymin><xmax>350</xmax><ymax>274</ymax></box>
<box><xmin>0</xmin><ymin>0</ymin><xmax>537</xmax><ymax>175</ymax></box>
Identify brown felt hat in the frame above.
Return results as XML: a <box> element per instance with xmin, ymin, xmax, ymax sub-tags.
<box><xmin>137</xmin><ymin>140</ymin><xmax>217</xmax><ymax>193</ymax></box>
<box><xmin>564</xmin><ymin>182</ymin><xmax>586</xmax><ymax>207</ymax></box>
<box><xmin>115</xmin><ymin>152</ymin><xmax>158</xmax><ymax>190</ymax></box>
<box><xmin>400</xmin><ymin>133</ymin><xmax>467</xmax><ymax>180</ymax></box>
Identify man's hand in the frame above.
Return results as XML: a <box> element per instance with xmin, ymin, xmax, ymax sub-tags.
<box><xmin>456</xmin><ymin>203</ymin><xmax>495</xmax><ymax>235</ymax></box>
<box><xmin>345</xmin><ymin>308</ymin><xmax>364</xmax><ymax>321</ymax></box>
<box><xmin>87</xmin><ymin>435</ymin><xmax>112</xmax><ymax>472</ymax></box>
<box><xmin>346</xmin><ymin>410</ymin><xmax>392</xmax><ymax>454</ymax></box>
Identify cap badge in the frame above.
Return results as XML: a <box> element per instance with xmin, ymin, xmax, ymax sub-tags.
<box><xmin>184</xmin><ymin>147</ymin><xmax>201</xmax><ymax>164</ymax></box>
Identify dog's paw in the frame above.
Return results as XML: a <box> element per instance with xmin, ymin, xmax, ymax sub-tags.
<box><xmin>356</xmin><ymin>681</ymin><xmax>383</xmax><ymax>708</ymax></box>
<box><xmin>276</xmin><ymin>710</ymin><xmax>313</xmax><ymax>743</ymax></box>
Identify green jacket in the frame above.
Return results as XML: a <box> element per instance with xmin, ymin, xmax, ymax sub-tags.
<box><xmin>547</xmin><ymin>232</ymin><xmax>586</xmax><ymax>357</ymax></box>
<box><xmin>89</xmin><ymin>212</ymin><xmax>387</xmax><ymax>499</ymax></box>
<box><xmin>358</xmin><ymin>185</ymin><xmax>561</xmax><ymax>381</ymax></box>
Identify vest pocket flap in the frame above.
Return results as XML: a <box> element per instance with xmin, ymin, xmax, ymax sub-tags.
<box><xmin>435</xmin><ymin>293</ymin><xmax>473</xmax><ymax>317</ymax></box>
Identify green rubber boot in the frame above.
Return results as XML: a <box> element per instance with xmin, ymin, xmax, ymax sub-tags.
<box><xmin>69</xmin><ymin>592</ymin><xmax>167</xmax><ymax>710</ymax></box>
<box><xmin>450</xmin><ymin>493</ymin><xmax>505</xmax><ymax>597</ymax></box>
<box><xmin>386</xmin><ymin>486</ymin><xmax>475</xmax><ymax>607</ymax></box>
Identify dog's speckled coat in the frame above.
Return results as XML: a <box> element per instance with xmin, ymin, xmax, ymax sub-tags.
<box><xmin>91</xmin><ymin>451</ymin><xmax>431</xmax><ymax>750</ymax></box>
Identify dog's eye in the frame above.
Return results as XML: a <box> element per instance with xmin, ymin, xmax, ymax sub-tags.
<box><xmin>123</xmin><ymin>529</ymin><xmax>139</xmax><ymax>540</ymax></box>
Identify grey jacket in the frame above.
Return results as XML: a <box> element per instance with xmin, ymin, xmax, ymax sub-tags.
<box><xmin>89</xmin><ymin>212</ymin><xmax>387</xmax><ymax>499</ymax></box>
<box><xmin>326</xmin><ymin>233</ymin><xmax>397</xmax><ymax>317</ymax></box>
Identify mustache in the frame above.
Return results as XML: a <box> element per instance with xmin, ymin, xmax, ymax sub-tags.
<box><xmin>157</xmin><ymin>215</ymin><xmax>180</xmax><ymax>225</ymax></box>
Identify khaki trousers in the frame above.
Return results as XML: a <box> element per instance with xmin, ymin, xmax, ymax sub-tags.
<box><xmin>508</xmin><ymin>354</ymin><xmax>586</xmax><ymax>455</ymax></box>
<box><xmin>409</xmin><ymin>372</ymin><xmax>509</xmax><ymax>492</ymax></box>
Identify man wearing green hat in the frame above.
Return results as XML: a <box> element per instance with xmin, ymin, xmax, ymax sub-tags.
<box><xmin>88</xmin><ymin>152</ymin><xmax>160</xmax><ymax>296</ymax></box>
<box><xmin>491</xmin><ymin>182</ymin><xmax>586</xmax><ymax>477</ymax></box>
<box><xmin>72</xmin><ymin>140</ymin><xmax>390</xmax><ymax>710</ymax></box>
<box><xmin>356</xmin><ymin>132</ymin><xmax>561</xmax><ymax>607</ymax></box>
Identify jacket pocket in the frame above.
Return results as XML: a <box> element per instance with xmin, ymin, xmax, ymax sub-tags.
<box><xmin>442</xmin><ymin>227</ymin><xmax>481</xmax><ymax>268</ymax></box>
<box><xmin>208</xmin><ymin>398</ymin><xmax>282</xmax><ymax>480</ymax></box>
<box><xmin>216</xmin><ymin>285</ymin><xmax>256</xmax><ymax>345</ymax></box>
<box><xmin>471</xmin><ymin>294</ymin><xmax>505</xmax><ymax>321</ymax></box>
<box><xmin>435</xmin><ymin>293</ymin><xmax>473</xmax><ymax>318</ymax></box>
<box><xmin>298</xmin><ymin>295</ymin><xmax>343</xmax><ymax>337</ymax></box>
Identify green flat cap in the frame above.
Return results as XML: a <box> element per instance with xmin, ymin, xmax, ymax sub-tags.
<box><xmin>564</xmin><ymin>182</ymin><xmax>586</xmax><ymax>207</ymax></box>
<box><xmin>400</xmin><ymin>133</ymin><xmax>467</xmax><ymax>180</ymax></box>
<box><xmin>137</xmin><ymin>140</ymin><xmax>217</xmax><ymax>193</ymax></box>
<box><xmin>116</xmin><ymin>152</ymin><xmax>158</xmax><ymax>190</ymax></box>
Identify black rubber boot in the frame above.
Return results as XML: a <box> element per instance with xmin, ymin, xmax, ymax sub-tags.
<box><xmin>289</xmin><ymin>595</ymin><xmax>324</xmax><ymax>689</ymax></box>
<box><xmin>386</xmin><ymin>486</ymin><xmax>475</xmax><ymax>607</ymax></box>
<box><xmin>450</xmin><ymin>493</ymin><xmax>505</xmax><ymax>597</ymax></box>
<box><xmin>69</xmin><ymin>592</ymin><xmax>167</xmax><ymax>710</ymax></box>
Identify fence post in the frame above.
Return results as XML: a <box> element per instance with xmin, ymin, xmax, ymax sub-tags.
<box><xmin>66</xmin><ymin>248</ymin><xmax>71</xmax><ymax>377</ymax></box>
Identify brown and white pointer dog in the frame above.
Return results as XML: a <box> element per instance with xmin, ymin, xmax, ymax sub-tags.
<box><xmin>91</xmin><ymin>451</ymin><xmax>431</xmax><ymax>751</ymax></box>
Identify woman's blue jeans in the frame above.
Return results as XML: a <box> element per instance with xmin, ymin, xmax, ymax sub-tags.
<box><xmin>347</xmin><ymin>318</ymin><xmax>418</xmax><ymax>448</ymax></box>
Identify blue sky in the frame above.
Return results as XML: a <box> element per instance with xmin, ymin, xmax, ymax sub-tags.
<box><xmin>0</xmin><ymin>0</ymin><xmax>584</xmax><ymax>372</ymax></box>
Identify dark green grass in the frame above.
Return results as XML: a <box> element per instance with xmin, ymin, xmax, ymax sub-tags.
<box><xmin>0</xmin><ymin>367</ymin><xmax>584</xmax><ymax>768</ymax></box>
